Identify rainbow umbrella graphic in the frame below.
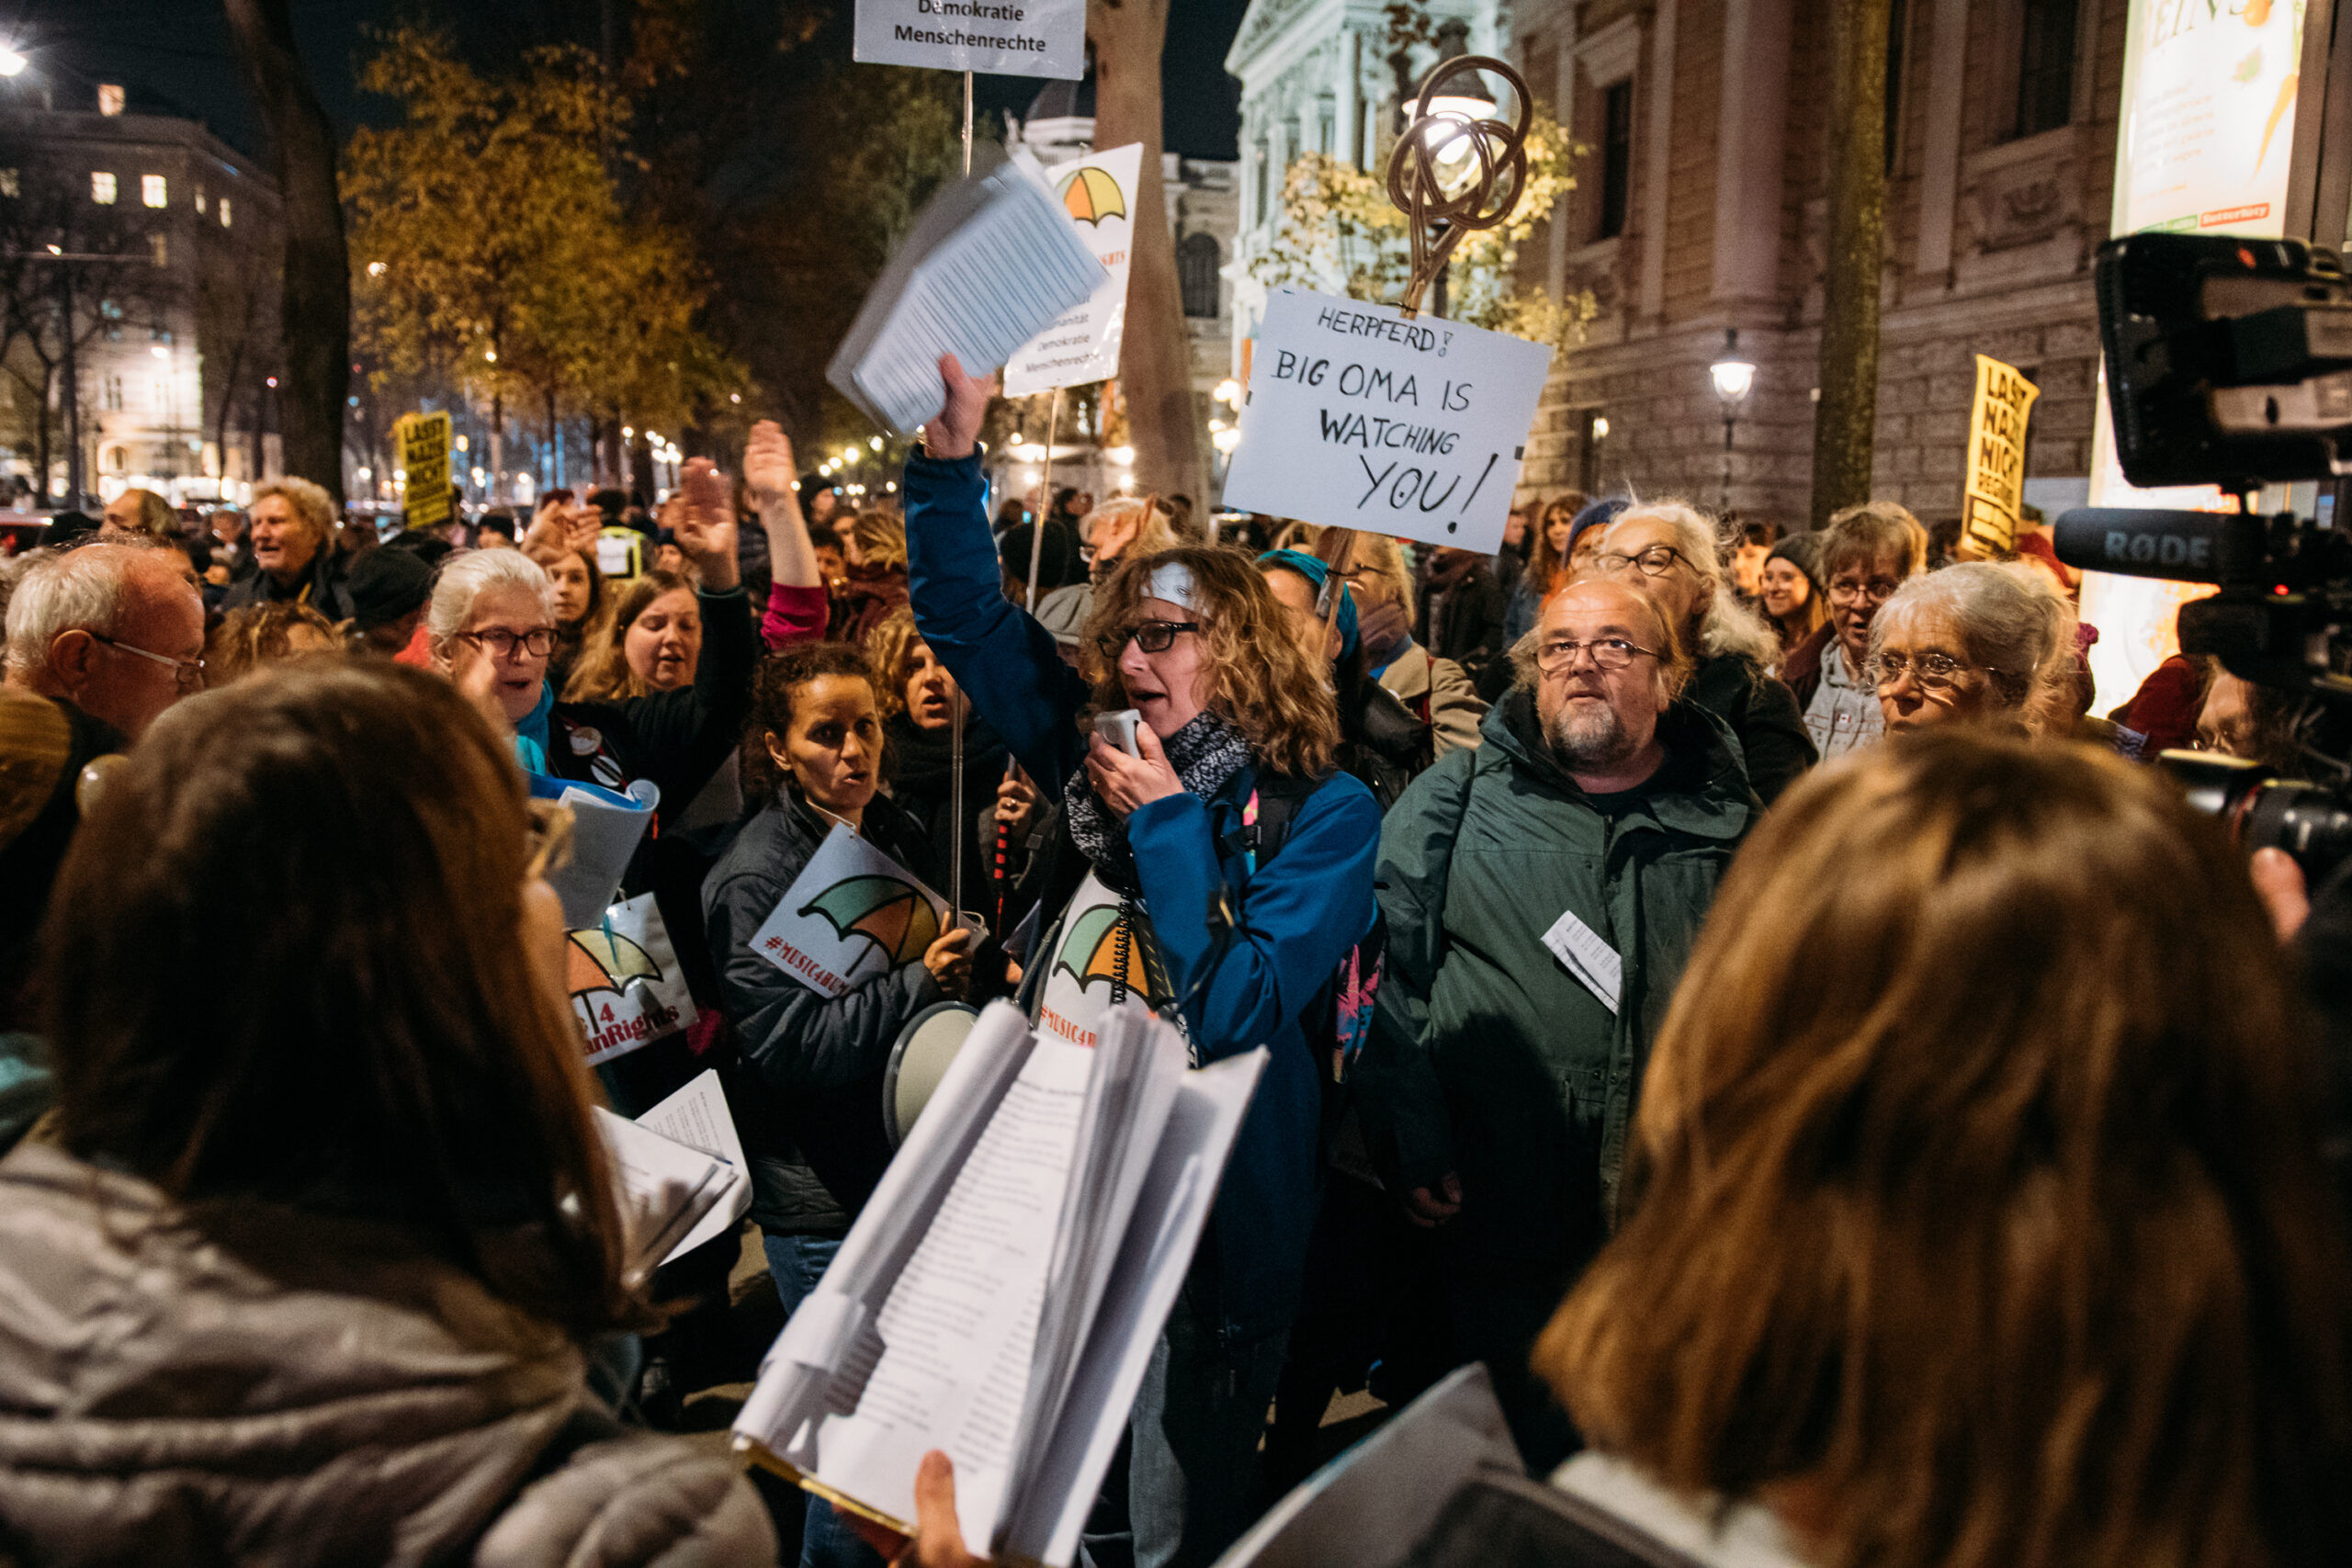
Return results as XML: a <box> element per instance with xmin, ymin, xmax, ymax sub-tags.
<box><xmin>1057</xmin><ymin>166</ymin><xmax>1127</xmax><ymax>227</ymax></box>
<box><xmin>570</xmin><ymin>927</ymin><xmax>661</xmax><ymax>1009</ymax></box>
<box><xmin>800</xmin><ymin>875</ymin><xmax>943</xmax><ymax>967</ymax></box>
<box><xmin>1051</xmin><ymin>905</ymin><xmax>1170</xmax><ymax>1007</ymax></box>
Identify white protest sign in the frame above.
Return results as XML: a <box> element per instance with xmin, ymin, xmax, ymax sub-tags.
<box><xmin>751</xmin><ymin>823</ymin><xmax>950</xmax><ymax>998</ymax></box>
<box><xmin>569</xmin><ymin>892</ymin><xmax>701</xmax><ymax>1066</ymax></box>
<box><xmin>1223</xmin><ymin>287</ymin><xmax>1555</xmax><ymax>555</ymax></box>
<box><xmin>854</xmin><ymin>0</ymin><xmax>1083</xmax><ymax>81</ymax></box>
<box><xmin>1003</xmin><ymin>143</ymin><xmax>1145</xmax><ymax>398</ymax></box>
<box><xmin>1034</xmin><ymin>873</ymin><xmax>1185</xmax><ymax>1053</ymax></box>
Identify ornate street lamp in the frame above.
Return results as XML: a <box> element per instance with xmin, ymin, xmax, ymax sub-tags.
<box><xmin>1710</xmin><ymin>327</ymin><xmax>1757</xmax><ymax>513</ymax></box>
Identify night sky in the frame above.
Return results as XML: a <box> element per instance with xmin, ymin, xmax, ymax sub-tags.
<box><xmin>0</xmin><ymin>0</ymin><xmax>1251</xmax><ymax>163</ymax></box>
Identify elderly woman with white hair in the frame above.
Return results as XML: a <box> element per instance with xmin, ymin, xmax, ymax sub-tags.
<box><xmin>1866</xmin><ymin>561</ymin><xmax>2076</xmax><ymax>739</ymax></box>
<box><xmin>428</xmin><ymin>548</ymin><xmax>562</xmax><ymax>774</ymax></box>
<box><xmin>1591</xmin><ymin>502</ymin><xmax>1817</xmax><ymax>802</ymax></box>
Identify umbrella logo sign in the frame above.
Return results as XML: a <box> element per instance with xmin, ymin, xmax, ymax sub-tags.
<box><xmin>750</xmin><ymin>823</ymin><xmax>950</xmax><ymax>998</ymax></box>
<box><xmin>567</xmin><ymin>893</ymin><xmax>700</xmax><ymax>1066</ymax></box>
<box><xmin>1050</xmin><ymin>902</ymin><xmax>1170</xmax><ymax>1009</ymax></box>
<box><xmin>1057</xmin><ymin>165</ymin><xmax>1126</xmax><ymax>227</ymax></box>
<box><xmin>799</xmin><ymin>874</ymin><xmax>943</xmax><ymax>967</ymax></box>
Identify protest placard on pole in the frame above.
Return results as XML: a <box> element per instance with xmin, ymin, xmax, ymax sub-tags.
<box><xmin>396</xmin><ymin>411</ymin><xmax>453</xmax><ymax>532</ymax></box>
<box><xmin>854</xmin><ymin>0</ymin><xmax>1083</xmax><ymax>81</ymax></box>
<box><xmin>1958</xmin><ymin>355</ymin><xmax>2039</xmax><ymax>559</ymax></box>
<box><xmin>1220</xmin><ymin>287</ymin><xmax>1553</xmax><ymax>555</ymax></box>
<box><xmin>1003</xmin><ymin>143</ymin><xmax>1145</xmax><ymax>398</ymax></box>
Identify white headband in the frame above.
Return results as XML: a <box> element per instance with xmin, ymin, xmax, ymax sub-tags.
<box><xmin>1145</xmin><ymin>562</ymin><xmax>1200</xmax><ymax>612</ymax></box>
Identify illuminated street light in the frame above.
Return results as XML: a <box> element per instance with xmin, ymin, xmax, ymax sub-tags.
<box><xmin>483</xmin><ymin>348</ymin><xmax>496</xmax><ymax>363</ymax></box>
<box><xmin>1105</xmin><ymin>445</ymin><xmax>1135</xmax><ymax>466</ymax></box>
<box><xmin>869</xmin><ymin>435</ymin><xmax>883</xmax><ymax>451</ymax></box>
<box><xmin>367</xmin><ymin>261</ymin><xmax>386</xmax><ymax>277</ymax></box>
<box><xmin>1214</xmin><ymin>378</ymin><xmax>1241</xmax><ymax>409</ymax></box>
<box><xmin>1212</xmin><ymin>427</ymin><xmax>1241</xmax><ymax>456</ymax></box>
<box><xmin>0</xmin><ymin>49</ymin><xmax>27</xmax><ymax>77</ymax></box>
<box><xmin>1709</xmin><ymin>327</ymin><xmax>1757</xmax><ymax>513</ymax></box>
<box><xmin>1591</xmin><ymin>414</ymin><xmax>1610</xmax><ymax>441</ymax></box>
<box><xmin>150</xmin><ymin>344</ymin><xmax>167</xmax><ymax>359</ymax></box>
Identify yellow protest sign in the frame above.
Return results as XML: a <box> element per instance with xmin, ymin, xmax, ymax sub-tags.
<box><xmin>1959</xmin><ymin>355</ymin><xmax>2038</xmax><ymax>558</ymax></box>
<box><xmin>397</xmin><ymin>412</ymin><xmax>454</xmax><ymax>531</ymax></box>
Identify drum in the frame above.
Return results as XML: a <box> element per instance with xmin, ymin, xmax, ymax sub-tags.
<box><xmin>883</xmin><ymin>1001</ymin><xmax>979</xmax><ymax>1146</ymax></box>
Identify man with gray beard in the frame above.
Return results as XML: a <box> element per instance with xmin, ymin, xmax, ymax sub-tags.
<box><xmin>1357</xmin><ymin>577</ymin><xmax>1758</xmax><ymax>1468</ymax></box>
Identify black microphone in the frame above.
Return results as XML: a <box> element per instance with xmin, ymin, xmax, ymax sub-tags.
<box><xmin>2052</xmin><ymin>507</ymin><xmax>2267</xmax><ymax>583</ymax></box>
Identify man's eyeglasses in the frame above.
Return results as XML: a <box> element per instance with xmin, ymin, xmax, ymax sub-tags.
<box><xmin>93</xmin><ymin>635</ymin><xmax>205</xmax><ymax>689</ymax></box>
<box><xmin>1534</xmin><ymin>636</ymin><xmax>1662</xmax><ymax>675</ymax></box>
<box><xmin>1591</xmin><ymin>545</ymin><xmax>1692</xmax><ymax>580</ymax></box>
<box><xmin>1095</xmin><ymin>619</ymin><xmax>1202</xmax><ymax>661</ymax></box>
<box><xmin>456</xmin><ymin>626</ymin><xmax>558</xmax><ymax>660</ymax></box>
<box><xmin>1827</xmin><ymin>576</ymin><xmax>1903</xmax><ymax>606</ymax></box>
<box><xmin>1868</xmin><ymin>649</ymin><xmax>1987</xmax><ymax>693</ymax></box>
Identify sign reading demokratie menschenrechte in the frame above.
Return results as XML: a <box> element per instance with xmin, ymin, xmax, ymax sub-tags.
<box><xmin>1223</xmin><ymin>287</ymin><xmax>1555</xmax><ymax>556</ymax></box>
<box><xmin>854</xmin><ymin>0</ymin><xmax>1083</xmax><ymax>81</ymax></box>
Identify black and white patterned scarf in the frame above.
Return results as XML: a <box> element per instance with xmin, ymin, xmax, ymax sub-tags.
<box><xmin>1063</xmin><ymin>709</ymin><xmax>1252</xmax><ymax>896</ymax></box>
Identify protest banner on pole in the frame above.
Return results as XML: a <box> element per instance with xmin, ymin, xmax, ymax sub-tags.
<box><xmin>854</xmin><ymin>0</ymin><xmax>1083</xmax><ymax>81</ymax></box>
<box><xmin>1220</xmin><ymin>286</ymin><xmax>1553</xmax><ymax>556</ymax></box>
<box><xmin>1003</xmin><ymin>143</ymin><xmax>1145</xmax><ymax>398</ymax></box>
<box><xmin>1958</xmin><ymin>355</ymin><xmax>2039</xmax><ymax>559</ymax></box>
<box><xmin>396</xmin><ymin>411</ymin><xmax>453</xmax><ymax>532</ymax></box>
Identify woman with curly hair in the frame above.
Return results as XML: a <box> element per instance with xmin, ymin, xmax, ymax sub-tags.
<box><xmin>829</xmin><ymin>510</ymin><xmax>910</xmax><ymax>647</ymax></box>
<box><xmin>203</xmin><ymin>599</ymin><xmax>342</xmax><ymax>685</ymax></box>
<box><xmin>903</xmin><ymin>355</ymin><xmax>1379</xmax><ymax>1568</ymax></box>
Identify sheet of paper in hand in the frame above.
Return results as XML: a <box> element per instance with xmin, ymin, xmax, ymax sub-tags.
<box><xmin>570</xmin><ymin>891</ymin><xmax>702</xmax><ymax>1066</ymax></box>
<box><xmin>1003</xmin><ymin>143</ymin><xmax>1145</xmax><ymax>398</ymax></box>
<box><xmin>752</xmin><ymin>823</ymin><xmax>952</xmax><ymax>998</ymax></box>
<box><xmin>854</xmin><ymin>0</ymin><xmax>1083</xmax><ymax>82</ymax></box>
<box><xmin>1221</xmin><ymin>287</ymin><xmax>1555</xmax><ymax>555</ymax></box>
<box><xmin>826</xmin><ymin>158</ymin><xmax>1104</xmax><ymax>435</ymax></box>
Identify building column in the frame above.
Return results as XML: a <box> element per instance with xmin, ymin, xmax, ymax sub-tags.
<box><xmin>1710</xmin><ymin>0</ymin><xmax>1793</xmax><ymax>304</ymax></box>
<box><xmin>1913</xmin><ymin>0</ymin><xmax>1971</xmax><ymax>278</ymax></box>
<box><xmin>1638</xmin><ymin>0</ymin><xmax>1678</xmax><ymax>320</ymax></box>
<box><xmin>1340</xmin><ymin>30</ymin><xmax>1362</xmax><ymax>169</ymax></box>
<box><xmin>1549</xmin><ymin>18</ymin><xmax>1577</xmax><ymax>301</ymax></box>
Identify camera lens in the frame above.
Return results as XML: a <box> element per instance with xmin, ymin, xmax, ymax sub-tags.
<box><xmin>2242</xmin><ymin>781</ymin><xmax>2352</xmax><ymax>883</ymax></box>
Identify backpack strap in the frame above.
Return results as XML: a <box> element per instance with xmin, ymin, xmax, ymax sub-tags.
<box><xmin>1220</xmin><ymin>766</ymin><xmax>1336</xmax><ymax>872</ymax></box>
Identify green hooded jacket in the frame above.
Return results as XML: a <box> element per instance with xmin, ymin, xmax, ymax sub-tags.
<box><xmin>1357</xmin><ymin>688</ymin><xmax>1757</xmax><ymax>1274</ymax></box>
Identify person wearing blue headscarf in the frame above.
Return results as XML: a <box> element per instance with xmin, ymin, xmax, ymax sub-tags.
<box><xmin>1258</xmin><ymin>547</ymin><xmax>1430</xmax><ymax>811</ymax></box>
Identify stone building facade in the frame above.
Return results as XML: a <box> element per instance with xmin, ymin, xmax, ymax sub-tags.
<box><xmin>0</xmin><ymin>82</ymin><xmax>284</xmax><ymax>507</ymax></box>
<box><xmin>1509</xmin><ymin>0</ymin><xmax>2120</xmax><ymax>525</ymax></box>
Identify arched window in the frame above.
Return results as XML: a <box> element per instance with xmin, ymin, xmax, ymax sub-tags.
<box><xmin>101</xmin><ymin>445</ymin><xmax>130</xmax><ymax>474</ymax></box>
<box><xmin>1179</xmin><ymin>231</ymin><xmax>1222</xmax><ymax>319</ymax></box>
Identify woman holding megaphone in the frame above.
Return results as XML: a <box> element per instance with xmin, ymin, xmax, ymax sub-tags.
<box><xmin>901</xmin><ymin>354</ymin><xmax>1380</xmax><ymax>1568</ymax></box>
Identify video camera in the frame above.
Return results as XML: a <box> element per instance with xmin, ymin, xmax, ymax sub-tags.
<box><xmin>2052</xmin><ymin>232</ymin><xmax>2352</xmax><ymax>878</ymax></box>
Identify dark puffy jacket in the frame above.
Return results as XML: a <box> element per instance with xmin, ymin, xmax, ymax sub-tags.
<box><xmin>220</xmin><ymin>544</ymin><xmax>356</xmax><ymax>621</ymax></box>
<box><xmin>1357</xmin><ymin>690</ymin><xmax>1754</xmax><ymax>1268</ymax></box>
<box><xmin>904</xmin><ymin>448</ymin><xmax>1381</xmax><ymax>1348</ymax></box>
<box><xmin>703</xmin><ymin>788</ymin><xmax>944</xmax><ymax>1232</ymax></box>
<box><xmin>1683</xmin><ymin>651</ymin><xmax>1816</xmax><ymax>805</ymax></box>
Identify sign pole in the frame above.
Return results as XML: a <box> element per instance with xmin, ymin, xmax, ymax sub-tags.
<box><xmin>948</xmin><ymin>68</ymin><xmax>975</xmax><ymax>928</ymax></box>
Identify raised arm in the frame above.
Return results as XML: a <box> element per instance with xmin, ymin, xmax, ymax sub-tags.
<box><xmin>905</xmin><ymin>354</ymin><xmax>1091</xmax><ymax>795</ymax></box>
<box><xmin>745</xmin><ymin>420</ymin><xmax>818</xmax><ymax>591</ymax></box>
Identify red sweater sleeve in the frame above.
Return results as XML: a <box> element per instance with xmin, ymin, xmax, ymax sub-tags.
<box><xmin>763</xmin><ymin>581</ymin><xmax>831</xmax><ymax>650</ymax></box>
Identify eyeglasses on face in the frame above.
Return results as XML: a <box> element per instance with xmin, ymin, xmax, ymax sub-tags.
<box><xmin>93</xmin><ymin>634</ymin><xmax>205</xmax><ymax>689</ymax></box>
<box><xmin>1827</xmin><ymin>576</ymin><xmax>1903</xmax><ymax>605</ymax></box>
<box><xmin>457</xmin><ymin>626</ymin><xmax>558</xmax><ymax>660</ymax></box>
<box><xmin>1868</xmin><ymin>649</ymin><xmax>1989</xmax><ymax>693</ymax></box>
<box><xmin>1095</xmin><ymin>619</ymin><xmax>1202</xmax><ymax>661</ymax></box>
<box><xmin>1591</xmin><ymin>544</ymin><xmax>1692</xmax><ymax>579</ymax></box>
<box><xmin>1534</xmin><ymin>636</ymin><xmax>1662</xmax><ymax>675</ymax></box>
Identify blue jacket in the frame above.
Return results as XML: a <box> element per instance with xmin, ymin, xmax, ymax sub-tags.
<box><xmin>904</xmin><ymin>451</ymin><xmax>1381</xmax><ymax>1346</ymax></box>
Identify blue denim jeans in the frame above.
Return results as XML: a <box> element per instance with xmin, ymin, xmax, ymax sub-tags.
<box><xmin>1082</xmin><ymin>1300</ymin><xmax>1288</xmax><ymax>1568</ymax></box>
<box><xmin>763</xmin><ymin>1233</ymin><xmax>883</xmax><ymax>1568</ymax></box>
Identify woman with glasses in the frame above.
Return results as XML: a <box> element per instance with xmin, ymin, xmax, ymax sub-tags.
<box><xmin>903</xmin><ymin>354</ymin><xmax>1381</xmax><ymax>1568</ymax></box>
<box><xmin>1592</xmin><ymin>502</ymin><xmax>1816</xmax><ymax>803</ymax></box>
<box><xmin>1866</xmin><ymin>562</ymin><xmax>2074</xmax><ymax>739</ymax></box>
<box><xmin>429</xmin><ymin>548</ymin><xmax>570</xmax><ymax>774</ymax></box>
<box><xmin>1781</xmin><ymin>502</ymin><xmax>1929</xmax><ymax>759</ymax></box>
<box><xmin>0</xmin><ymin>661</ymin><xmax>775</xmax><ymax>1564</ymax></box>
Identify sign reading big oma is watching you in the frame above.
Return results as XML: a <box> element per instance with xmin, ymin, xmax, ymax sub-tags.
<box><xmin>854</xmin><ymin>0</ymin><xmax>1082</xmax><ymax>80</ymax></box>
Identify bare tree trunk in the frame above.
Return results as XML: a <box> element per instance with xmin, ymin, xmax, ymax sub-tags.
<box><xmin>1088</xmin><ymin>0</ymin><xmax>1206</xmax><ymax>510</ymax></box>
<box><xmin>1808</xmin><ymin>0</ymin><xmax>1889</xmax><ymax>527</ymax></box>
<box><xmin>33</xmin><ymin>365</ymin><xmax>51</xmax><ymax>505</ymax></box>
<box><xmin>224</xmin><ymin>0</ymin><xmax>349</xmax><ymax>507</ymax></box>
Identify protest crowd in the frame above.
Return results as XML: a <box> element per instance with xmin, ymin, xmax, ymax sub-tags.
<box><xmin>0</xmin><ymin>344</ymin><xmax>2347</xmax><ymax>1568</ymax></box>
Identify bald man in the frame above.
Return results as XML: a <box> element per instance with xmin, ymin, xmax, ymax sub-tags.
<box><xmin>1359</xmin><ymin>577</ymin><xmax>1759</xmax><ymax>1466</ymax></box>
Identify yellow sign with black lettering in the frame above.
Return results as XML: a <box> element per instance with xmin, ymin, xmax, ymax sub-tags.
<box><xmin>1960</xmin><ymin>355</ymin><xmax>2039</xmax><ymax>558</ymax></box>
<box><xmin>397</xmin><ymin>411</ymin><xmax>454</xmax><ymax>532</ymax></box>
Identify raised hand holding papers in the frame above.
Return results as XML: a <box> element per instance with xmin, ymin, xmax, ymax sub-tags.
<box><xmin>826</xmin><ymin>157</ymin><xmax>1105</xmax><ymax>435</ymax></box>
<box><xmin>1220</xmin><ymin>287</ymin><xmax>1553</xmax><ymax>556</ymax></box>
